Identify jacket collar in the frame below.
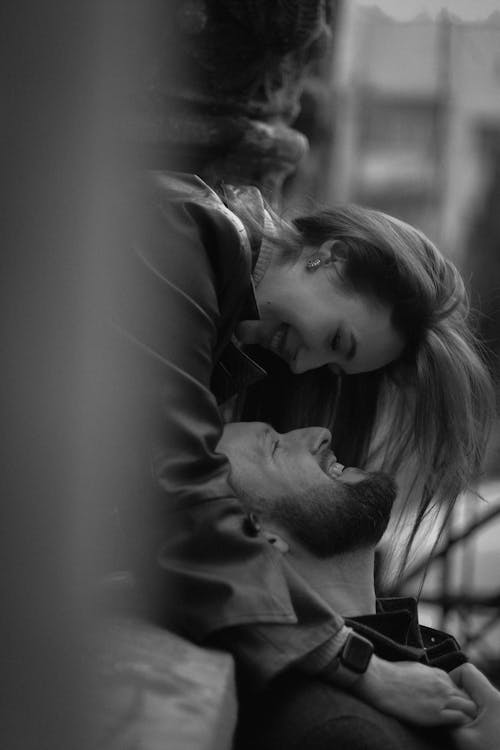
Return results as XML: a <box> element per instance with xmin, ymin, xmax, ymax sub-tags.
<box><xmin>216</xmin><ymin>180</ymin><xmax>265</xmax><ymax>269</ymax></box>
<box><xmin>210</xmin><ymin>182</ymin><xmax>271</xmax><ymax>406</ymax></box>
<box><xmin>346</xmin><ymin>596</ymin><xmax>466</xmax><ymax>671</ymax></box>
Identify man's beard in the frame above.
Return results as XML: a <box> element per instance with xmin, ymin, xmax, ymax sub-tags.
<box><xmin>266</xmin><ymin>473</ymin><xmax>397</xmax><ymax>558</ymax></box>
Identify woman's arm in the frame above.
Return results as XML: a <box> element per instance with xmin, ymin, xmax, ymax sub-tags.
<box><xmin>114</xmin><ymin>171</ymin><xmax>347</xmax><ymax>680</ymax></box>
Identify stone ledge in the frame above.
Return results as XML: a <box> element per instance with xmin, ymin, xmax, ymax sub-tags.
<box><xmin>95</xmin><ymin>615</ymin><xmax>237</xmax><ymax>750</ymax></box>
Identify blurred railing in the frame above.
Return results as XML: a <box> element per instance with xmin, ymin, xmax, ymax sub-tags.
<box><xmin>390</xmin><ymin>492</ymin><xmax>500</xmax><ymax>687</ymax></box>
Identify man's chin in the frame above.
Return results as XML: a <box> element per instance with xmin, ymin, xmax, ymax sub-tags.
<box><xmin>267</xmin><ymin>472</ymin><xmax>397</xmax><ymax>559</ymax></box>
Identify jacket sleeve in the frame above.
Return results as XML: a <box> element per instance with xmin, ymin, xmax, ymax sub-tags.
<box><xmin>114</xmin><ymin>171</ymin><xmax>348</xmax><ymax>685</ymax></box>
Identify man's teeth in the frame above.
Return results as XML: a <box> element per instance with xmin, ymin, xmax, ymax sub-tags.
<box><xmin>329</xmin><ymin>462</ymin><xmax>345</xmax><ymax>477</ymax></box>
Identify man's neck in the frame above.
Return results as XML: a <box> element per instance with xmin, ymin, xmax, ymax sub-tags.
<box><xmin>287</xmin><ymin>545</ymin><xmax>377</xmax><ymax>617</ymax></box>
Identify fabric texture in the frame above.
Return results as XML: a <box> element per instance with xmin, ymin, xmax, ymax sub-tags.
<box><xmin>236</xmin><ymin>676</ymin><xmax>454</xmax><ymax>750</ymax></box>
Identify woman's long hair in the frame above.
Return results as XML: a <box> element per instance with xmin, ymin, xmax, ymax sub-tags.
<box><xmin>242</xmin><ymin>204</ymin><xmax>496</xmax><ymax>575</ymax></box>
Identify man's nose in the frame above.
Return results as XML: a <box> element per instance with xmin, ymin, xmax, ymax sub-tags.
<box><xmin>286</xmin><ymin>427</ymin><xmax>332</xmax><ymax>454</ymax></box>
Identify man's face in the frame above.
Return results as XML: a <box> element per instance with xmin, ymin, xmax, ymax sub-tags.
<box><xmin>217</xmin><ymin>422</ymin><xmax>397</xmax><ymax>557</ymax></box>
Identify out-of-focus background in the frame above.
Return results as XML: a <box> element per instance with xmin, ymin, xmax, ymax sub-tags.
<box><xmin>283</xmin><ymin>0</ymin><xmax>500</xmax><ymax>685</ymax></box>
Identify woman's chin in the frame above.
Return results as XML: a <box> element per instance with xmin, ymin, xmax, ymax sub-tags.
<box><xmin>288</xmin><ymin>358</ymin><xmax>305</xmax><ymax>375</ymax></box>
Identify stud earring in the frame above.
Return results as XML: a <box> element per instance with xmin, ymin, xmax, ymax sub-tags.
<box><xmin>306</xmin><ymin>256</ymin><xmax>322</xmax><ymax>271</ymax></box>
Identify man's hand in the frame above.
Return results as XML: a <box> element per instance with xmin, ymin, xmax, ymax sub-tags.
<box><xmin>353</xmin><ymin>654</ymin><xmax>477</xmax><ymax>726</ymax></box>
<box><xmin>449</xmin><ymin>663</ymin><xmax>500</xmax><ymax>750</ymax></box>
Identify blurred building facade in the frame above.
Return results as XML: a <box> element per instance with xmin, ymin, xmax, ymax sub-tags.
<box><xmin>331</xmin><ymin>6</ymin><xmax>500</xmax><ymax>266</ymax></box>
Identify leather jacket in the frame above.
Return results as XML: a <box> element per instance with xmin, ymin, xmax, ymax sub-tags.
<box><xmin>113</xmin><ymin>172</ymin><xmax>348</xmax><ymax>686</ymax></box>
<box><xmin>348</xmin><ymin>596</ymin><xmax>466</xmax><ymax>672</ymax></box>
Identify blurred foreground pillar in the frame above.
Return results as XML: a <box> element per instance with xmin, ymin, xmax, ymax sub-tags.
<box><xmin>1</xmin><ymin>2</ymin><xmax>340</xmax><ymax>748</ymax></box>
<box><xmin>1</xmin><ymin>1</ymin><xmax>148</xmax><ymax>747</ymax></box>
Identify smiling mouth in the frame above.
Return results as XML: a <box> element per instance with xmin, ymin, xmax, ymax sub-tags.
<box><xmin>268</xmin><ymin>323</ymin><xmax>291</xmax><ymax>361</ymax></box>
<box><xmin>324</xmin><ymin>454</ymin><xmax>345</xmax><ymax>478</ymax></box>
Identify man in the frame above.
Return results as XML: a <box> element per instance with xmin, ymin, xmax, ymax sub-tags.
<box><xmin>216</xmin><ymin>421</ymin><xmax>500</xmax><ymax>750</ymax></box>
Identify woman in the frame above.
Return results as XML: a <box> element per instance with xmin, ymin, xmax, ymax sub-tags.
<box><xmin>114</xmin><ymin>171</ymin><xmax>493</xmax><ymax>726</ymax></box>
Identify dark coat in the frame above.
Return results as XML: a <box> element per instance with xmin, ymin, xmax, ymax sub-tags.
<box><xmin>113</xmin><ymin>171</ymin><xmax>347</xmax><ymax>686</ymax></box>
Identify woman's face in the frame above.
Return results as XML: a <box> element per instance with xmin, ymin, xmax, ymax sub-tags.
<box><xmin>239</xmin><ymin>249</ymin><xmax>405</xmax><ymax>375</ymax></box>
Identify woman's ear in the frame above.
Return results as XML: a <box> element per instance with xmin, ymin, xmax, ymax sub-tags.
<box><xmin>317</xmin><ymin>239</ymin><xmax>348</xmax><ymax>267</ymax></box>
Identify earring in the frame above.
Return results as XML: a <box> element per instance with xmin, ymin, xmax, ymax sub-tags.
<box><xmin>306</xmin><ymin>256</ymin><xmax>322</xmax><ymax>271</ymax></box>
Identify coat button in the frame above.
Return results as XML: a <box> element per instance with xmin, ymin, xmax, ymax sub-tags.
<box><xmin>243</xmin><ymin>512</ymin><xmax>261</xmax><ymax>537</ymax></box>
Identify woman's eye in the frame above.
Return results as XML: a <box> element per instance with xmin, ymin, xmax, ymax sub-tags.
<box><xmin>330</xmin><ymin>330</ymin><xmax>341</xmax><ymax>352</ymax></box>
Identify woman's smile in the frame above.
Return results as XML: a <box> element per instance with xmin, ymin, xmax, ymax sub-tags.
<box><xmin>250</xmin><ymin>245</ymin><xmax>406</xmax><ymax>375</ymax></box>
<box><xmin>268</xmin><ymin>322</ymin><xmax>292</xmax><ymax>362</ymax></box>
